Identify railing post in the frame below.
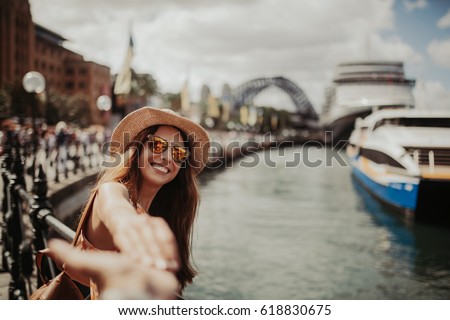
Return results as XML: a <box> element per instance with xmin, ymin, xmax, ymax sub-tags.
<box><xmin>1</xmin><ymin>130</ymin><xmax>14</xmax><ymax>272</ymax></box>
<box><xmin>72</xmin><ymin>143</ymin><xmax>79</xmax><ymax>176</ymax></box>
<box><xmin>88</xmin><ymin>145</ymin><xmax>93</xmax><ymax>169</ymax></box>
<box><xmin>80</xmin><ymin>143</ymin><xmax>86</xmax><ymax>173</ymax></box>
<box><xmin>6</xmin><ymin>142</ymin><xmax>28</xmax><ymax>300</ymax></box>
<box><xmin>1</xmin><ymin>130</ymin><xmax>14</xmax><ymax>213</ymax></box>
<box><xmin>64</xmin><ymin>150</ymin><xmax>69</xmax><ymax>179</ymax></box>
<box><xmin>30</xmin><ymin>164</ymin><xmax>56</xmax><ymax>284</ymax></box>
<box><xmin>32</xmin><ymin>164</ymin><xmax>51</xmax><ymax>243</ymax></box>
<box><xmin>54</xmin><ymin>146</ymin><xmax>60</xmax><ymax>183</ymax></box>
<box><xmin>12</xmin><ymin>143</ymin><xmax>26</xmax><ymax>189</ymax></box>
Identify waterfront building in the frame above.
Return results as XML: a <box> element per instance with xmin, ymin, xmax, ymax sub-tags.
<box><xmin>0</xmin><ymin>0</ymin><xmax>111</xmax><ymax>124</ymax></box>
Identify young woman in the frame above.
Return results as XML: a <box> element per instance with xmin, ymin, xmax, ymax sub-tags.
<box><xmin>64</xmin><ymin>107</ymin><xmax>210</xmax><ymax>299</ymax></box>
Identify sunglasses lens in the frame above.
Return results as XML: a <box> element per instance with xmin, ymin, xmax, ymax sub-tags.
<box><xmin>148</xmin><ymin>134</ymin><xmax>188</xmax><ymax>163</ymax></box>
<box><xmin>148</xmin><ymin>135</ymin><xmax>168</xmax><ymax>153</ymax></box>
<box><xmin>172</xmin><ymin>147</ymin><xmax>189</xmax><ymax>163</ymax></box>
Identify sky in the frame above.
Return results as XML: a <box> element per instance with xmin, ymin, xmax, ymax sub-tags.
<box><xmin>29</xmin><ymin>0</ymin><xmax>450</xmax><ymax>112</ymax></box>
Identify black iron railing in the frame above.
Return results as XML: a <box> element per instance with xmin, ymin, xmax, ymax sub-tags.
<box><xmin>0</xmin><ymin>128</ymin><xmax>99</xmax><ymax>299</ymax></box>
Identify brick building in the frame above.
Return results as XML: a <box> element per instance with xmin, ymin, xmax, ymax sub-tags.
<box><xmin>0</xmin><ymin>0</ymin><xmax>111</xmax><ymax>124</ymax></box>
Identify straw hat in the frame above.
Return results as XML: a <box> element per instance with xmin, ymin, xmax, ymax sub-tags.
<box><xmin>110</xmin><ymin>107</ymin><xmax>210</xmax><ymax>174</ymax></box>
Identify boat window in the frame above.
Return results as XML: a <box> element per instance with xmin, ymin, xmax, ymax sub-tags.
<box><xmin>404</xmin><ymin>147</ymin><xmax>450</xmax><ymax>166</ymax></box>
<box><xmin>399</xmin><ymin>118</ymin><xmax>450</xmax><ymax>128</ymax></box>
<box><xmin>374</xmin><ymin>117</ymin><xmax>450</xmax><ymax>130</ymax></box>
<box><xmin>374</xmin><ymin>118</ymin><xmax>400</xmax><ymax>130</ymax></box>
<box><xmin>360</xmin><ymin>148</ymin><xmax>405</xmax><ymax>168</ymax></box>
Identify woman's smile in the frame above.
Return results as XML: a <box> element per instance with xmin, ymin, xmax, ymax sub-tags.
<box><xmin>150</xmin><ymin>162</ymin><xmax>170</xmax><ymax>174</ymax></box>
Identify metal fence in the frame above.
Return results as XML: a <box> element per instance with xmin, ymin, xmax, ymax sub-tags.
<box><xmin>0</xmin><ymin>128</ymin><xmax>100</xmax><ymax>299</ymax></box>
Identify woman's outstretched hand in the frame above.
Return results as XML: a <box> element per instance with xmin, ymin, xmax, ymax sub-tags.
<box><xmin>111</xmin><ymin>214</ymin><xmax>180</xmax><ymax>272</ymax></box>
<box><xmin>95</xmin><ymin>182</ymin><xmax>180</xmax><ymax>272</ymax></box>
<box><xmin>48</xmin><ymin>239</ymin><xmax>180</xmax><ymax>299</ymax></box>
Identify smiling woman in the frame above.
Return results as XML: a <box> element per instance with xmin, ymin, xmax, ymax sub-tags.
<box><xmin>42</xmin><ymin>107</ymin><xmax>210</xmax><ymax>300</ymax></box>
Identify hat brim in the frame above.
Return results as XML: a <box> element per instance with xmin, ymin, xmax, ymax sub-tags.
<box><xmin>110</xmin><ymin>107</ymin><xmax>210</xmax><ymax>174</ymax></box>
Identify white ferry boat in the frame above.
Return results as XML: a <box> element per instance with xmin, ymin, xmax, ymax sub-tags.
<box><xmin>347</xmin><ymin>109</ymin><xmax>450</xmax><ymax>224</ymax></box>
<box><xmin>322</xmin><ymin>61</ymin><xmax>415</xmax><ymax>141</ymax></box>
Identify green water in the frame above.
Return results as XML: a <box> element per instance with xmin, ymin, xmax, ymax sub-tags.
<box><xmin>185</xmin><ymin>147</ymin><xmax>450</xmax><ymax>299</ymax></box>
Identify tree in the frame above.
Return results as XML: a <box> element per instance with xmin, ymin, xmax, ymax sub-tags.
<box><xmin>7</xmin><ymin>81</ymin><xmax>35</xmax><ymax>124</ymax></box>
<box><xmin>45</xmin><ymin>91</ymin><xmax>67</xmax><ymax>125</ymax></box>
<box><xmin>161</xmin><ymin>93</ymin><xmax>181</xmax><ymax>111</ymax></box>
<box><xmin>64</xmin><ymin>94</ymin><xmax>92</xmax><ymax>128</ymax></box>
<box><xmin>131</xmin><ymin>72</ymin><xmax>158</xmax><ymax>98</ymax></box>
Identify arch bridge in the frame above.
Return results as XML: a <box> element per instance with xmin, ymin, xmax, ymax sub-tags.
<box><xmin>231</xmin><ymin>77</ymin><xmax>319</xmax><ymax>126</ymax></box>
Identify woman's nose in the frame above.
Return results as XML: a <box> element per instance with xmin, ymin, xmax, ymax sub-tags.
<box><xmin>159</xmin><ymin>147</ymin><xmax>172</xmax><ymax>162</ymax></box>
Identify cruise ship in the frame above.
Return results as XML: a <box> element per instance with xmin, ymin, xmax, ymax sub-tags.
<box><xmin>347</xmin><ymin>109</ymin><xmax>450</xmax><ymax>224</ymax></box>
<box><xmin>321</xmin><ymin>61</ymin><xmax>415</xmax><ymax>142</ymax></box>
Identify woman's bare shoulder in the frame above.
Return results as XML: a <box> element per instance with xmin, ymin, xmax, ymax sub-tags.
<box><xmin>97</xmin><ymin>181</ymin><xmax>129</xmax><ymax>198</ymax></box>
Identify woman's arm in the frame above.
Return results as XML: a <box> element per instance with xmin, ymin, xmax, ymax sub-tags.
<box><xmin>60</xmin><ymin>182</ymin><xmax>134</xmax><ymax>286</ymax></box>
<box><xmin>62</xmin><ymin>182</ymin><xmax>135</xmax><ymax>287</ymax></box>
<box><xmin>88</xmin><ymin>181</ymin><xmax>179</xmax><ymax>270</ymax></box>
<box><xmin>63</xmin><ymin>181</ymin><xmax>179</xmax><ymax>288</ymax></box>
<box><xmin>49</xmin><ymin>239</ymin><xmax>179</xmax><ymax>299</ymax></box>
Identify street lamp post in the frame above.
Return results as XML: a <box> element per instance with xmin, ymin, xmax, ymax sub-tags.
<box><xmin>96</xmin><ymin>95</ymin><xmax>112</xmax><ymax>126</ymax></box>
<box><xmin>95</xmin><ymin>95</ymin><xmax>112</xmax><ymax>163</ymax></box>
<box><xmin>23</xmin><ymin>71</ymin><xmax>46</xmax><ymax>179</ymax></box>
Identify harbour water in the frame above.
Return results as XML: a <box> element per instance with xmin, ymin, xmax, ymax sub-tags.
<box><xmin>185</xmin><ymin>146</ymin><xmax>450</xmax><ymax>299</ymax></box>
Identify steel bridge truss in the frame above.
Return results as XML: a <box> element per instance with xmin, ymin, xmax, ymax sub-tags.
<box><xmin>231</xmin><ymin>76</ymin><xmax>318</xmax><ymax>120</ymax></box>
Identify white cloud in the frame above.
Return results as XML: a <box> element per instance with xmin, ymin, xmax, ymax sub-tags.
<box><xmin>427</xmin><ymin>39</ymin><xmax>450</xmax><ymax>69</ymax></box>
<box><xmin>29</xmin><ymin>0</ymin><xmax>427</xmax><ymax>111</ymax></box>
<box><xmin>366</xmin><ymin>34</ymin><xmax>423</xmax><ymax>62</ymax></box>
<box><xmin>403</xmin><ymin>0</ymin><xmax>428</xmax><ymax>12</ymax></box>
<box><xmin>414</xmin><ymin>80</ymin><xmax>450</xmax><ymax>110</ymax></box>
<box><xmin>437</xmin><ymin>9</ymin><xmax>450</xmax><ymax>29</ymax></box>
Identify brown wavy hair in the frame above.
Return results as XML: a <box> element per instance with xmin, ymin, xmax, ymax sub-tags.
<box><xmin>81</xmin><ymin>125</ymin><xmax>199</xmax><ymax>292</ymax></box>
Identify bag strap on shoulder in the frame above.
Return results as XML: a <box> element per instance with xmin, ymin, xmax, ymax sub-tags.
<box><xmin>72</xmin><ymin>190</ymin><xmax>97</xmax><ymax>245</ymax></box>
<box><xmin>35</xmin><ymin>248</ymin><xmax>60</xmax><ymax>284</ymax></box>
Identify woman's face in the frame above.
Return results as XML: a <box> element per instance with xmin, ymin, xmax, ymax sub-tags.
<box><xmin>138</xmin><ymin>126</ymin><xmax>186</xmax><ymax>187</ymax></box>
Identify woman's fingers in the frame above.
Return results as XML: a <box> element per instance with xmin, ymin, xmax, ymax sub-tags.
<box><xmin>114</xmin><ymin>228</ymin><xmax>142</xmax><ymax>261</ymax></box>
<box><xmin>137</xmin><ymin>218</ymin><xmax>164</xmax><ymax>267</ymax></box>
<box><xmin>113</xmin><ymin>215</ymin><xmax>180</xmax><ymax>272</ymax></box>
<box><xmin>148</xmin><ymin>217</ymin><xmax>180</xmax><ymax>271</ymax></box>
<box><xmin>137</xmin><ymin>216</ymin><xmax>180</xmax><ymax>271</ymax></box>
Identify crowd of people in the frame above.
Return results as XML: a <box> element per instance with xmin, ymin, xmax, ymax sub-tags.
<box><xmin>0</xmin><ymin>118</ymin><xmax>108</xmax><ymax>178</ymax></box>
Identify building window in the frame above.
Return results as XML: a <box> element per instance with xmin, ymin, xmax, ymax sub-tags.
<box><xmin>65</xmin><ymin>81</ymin><xmax>74</xmax><ymax>90</ymax></box>
<box><xmin>66</xmin><ymin>68</ymin><xmax>74</xmax><ymax>75</ymax></box>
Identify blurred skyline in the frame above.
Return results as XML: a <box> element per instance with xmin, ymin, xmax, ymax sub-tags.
<box><xmin>29</xmin><ymin>0</ymin><xmax>450</xmax><ymax>111</ymax></box>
